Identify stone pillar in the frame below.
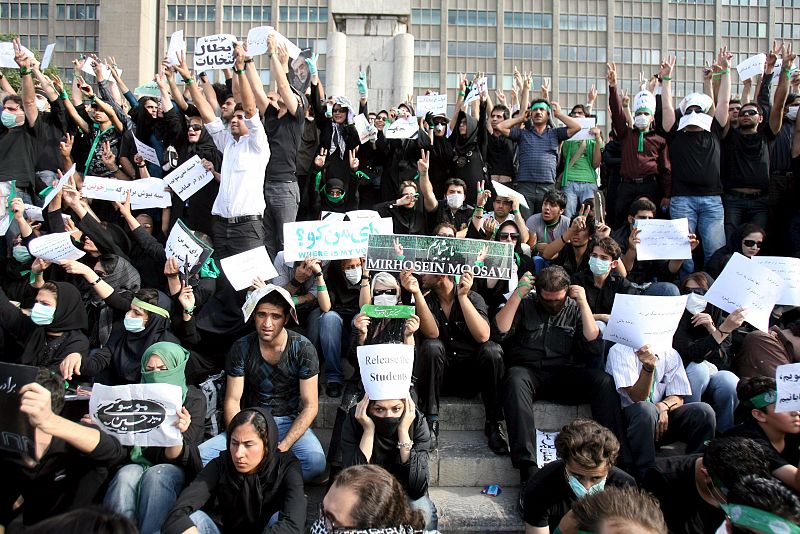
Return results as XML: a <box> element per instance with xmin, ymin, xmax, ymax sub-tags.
<box><xmin>326</xmin><ymin>31</ymin><xmax>348</xmax><ymax>99</ymax></box>
<box><xmin>98</xmin><ymin>0</ymin><xmax>158</xmax><ymax>87</ymax></box>
<box><xmin>393</xmin><ymin>33</ymin><xmax>414</xmax><ymax>108</ymax></box>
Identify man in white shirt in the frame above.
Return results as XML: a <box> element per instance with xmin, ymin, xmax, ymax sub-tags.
<box><xmin>606</xmin><ymin>343</ymin><xmax>715</xmax><ymax>479</ymax></box>
<box><xmin>175</xmin><ymin>44</ymin><xmax>270</xmax><ymax>259</ymax></box>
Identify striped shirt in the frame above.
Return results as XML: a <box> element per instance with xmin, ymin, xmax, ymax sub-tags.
<box><xmin>509</xmin><ymin>125</ymin><xmax>569</xmax><ymax>184</ymax></box>
<box><xmin>606</xmin><ymin>344</ymin><xmax>692</xmax><ymax>408</ymax></box>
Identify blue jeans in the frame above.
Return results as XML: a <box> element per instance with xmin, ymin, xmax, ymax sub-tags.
<box><xmin>639</xmin><ymin>282</ymin><xmax>680</xmax><ymax>296</ymax></box>
<box><xmin>307</xmin><ymin>308</ymin><xmax>352</xmax><ymax>385</ymax></box>
<box><xmin>722</xmin><ymin>192</ymin><xmax>768</xmax><ymax>243</ymax></box>
<box><xmin>410</xmin><ymin>494</ymin><xmax>438</xmax><ymax>531</ymax></box>
<box><xmin>104</xmin><ymin>463</ymin><xmax>185</xmax><ymax>534</ymax></box>
<box><xmin>668</xmin><ymin>195</ymin><xmax>725</xmax><ymax>272</ymax></box>
<box><xmin>189</xmin><ymin>510</ymin><xmax>279</xmax><ymax>533</ymax></box>
<box><xmin>685</xmin><ymin>362</ymin><xmax>739</xmax><ymax>433</ymax></box>
<box><xmin>198</xmin><ymin>415</ymin><xmax>326</xmax><ymax>481</ymax></box>
<box><xmin>563</xmin><ymin>181</ymin><xmax>598</xmax><ymax>219</ymax></box>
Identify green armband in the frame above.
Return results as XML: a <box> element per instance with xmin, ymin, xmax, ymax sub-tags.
<box><xmin>474</xmin><ymin>261</ymin><xmax>485</xmax><ymax>267</ymax></box>
<box><xmin>355</xmin><ymin>170</ymin><xmax>371</xmax><ymax>182</ymax></box>
<box><xmin>661</xmin><ymin>76</ymin><xmax>672</xmax><ymax>81</ymax></box>
<box><xmin>183</xmin><ymin>77</ymin><xmax>194</xmax><ymax>85</ymax></box>
<box><xmin>292</xmin><ymin>296</ymin><xmax>299</xmax><ymax>305</ymax></box>
<box><xmin>59</xmin><ymin>91</ymin><xmax>69</xmax><ymax>100</ymax></box>
<box><xmin>316</xmin><ymin>285</ymin><xmax>327</xmax><ymax>292</ymax></box>
<box><xmin>511</xmin><ymin>209</ymin><xmax>520</xmax><ymax>214</ymax></box>
<box><xmin>396</xmin><ymin>255</ymin><xmax>405</xmax><ymax>261</ymax></box>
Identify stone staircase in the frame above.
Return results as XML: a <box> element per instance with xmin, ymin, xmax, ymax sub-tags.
<box><xmin>309</xmin><ymin>394</ymin><xmax>591</xmax><ymax>533</ymax></box>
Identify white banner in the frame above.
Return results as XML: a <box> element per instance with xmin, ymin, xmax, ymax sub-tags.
<box><xmin>492</xmin><ymin>180</ymin><xmax>529</xmax><ymax>208</ymax></box>
<box><xmin>40</xmin><ymin>43</ymin><xmax>56</xmax><ymax>69</ymax></box>
<box><xmin>736</xmin><ymin>53</ymin><xmax>767</xmax><ymax>81</ymax></box>
<box><xmin>167</xmin><ymin>30</ymin><xmax>185</xmax><ymax>66</ymax></box>
<box><xmin>220</xmin><ymin>246</ymin><xmax>279</xmax><ymax>291</ymax></box>
<box><xmin>28</xmin><ymin>232</ymin><xmax>85</xmax><ymax>263</ymax></box>
<box><xmin>82</xmin><ymin>176</ymin><xmax>171</xmax><ymax>209</ymax></box>
<box><xmin>90</xmin><ymin>383</ymin><xmax>182</xmax><ymax>447</ymax></box>
<box><xmin>283</xmin><ymin>218</ymin><xmax>394</xmax><ymax>261</ymax></box>
<box><xmin>603</xmin><ymin>294</ymin><xmax>689</xmax><ymax>353</ymax></box>
<box><xmin>164</xmin><ymin>155</ymin><xmax>213</xmax><ymax>201</ymax></box>
<box><xmin>633</xmin><ymin>218</ymin><xmax>692</xmax><ymax>261</ymax></box>
<box><xmin>42</xmin><ymin>164</ymin><xmax>76</xmax><ymax>208</ymax></box>
<box><xmin>0</xmin><ymin>42</ymin><xmax>33</xmax><ymax>68</ymax></box>
<box><xmin>246</xmin><ymin>26</ymin><xmax>302</xmax><ymax>59</ymax></box>
<box><xmin>353</xmin><ymin>113</ymin><xmax>372</xmax><ymax>144</ymax></box>
<box><xmin>567</xmin><ymin>117</ymin><xmax>598</xmax><ymax>141</ymax></box>
<box><xmin>194</xmin><ymin>34</ymin><xmax>236</xmax><ymax>71</ymax></box>
<box><xmin>165</xmin><ymin>219</ymin><xmax>214</xmax><ymax>273</ymax></box>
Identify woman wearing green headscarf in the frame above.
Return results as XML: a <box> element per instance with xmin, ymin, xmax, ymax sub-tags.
<box><xmin>103</xmin><ymin>341</ymin><xmax>207</xmax><ymax>534</ymax></box>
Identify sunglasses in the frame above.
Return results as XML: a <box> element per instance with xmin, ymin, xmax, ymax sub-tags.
<box><xmin>373</xmin><ymin>289</ymin><xmax>396</xmax><ymax>296</ymax></box>
<box><xmin>332</xmin><ymin>107</ymin><xmax>347</xmax><ymax>113</ymax></box>
<box><xmin>188</xmin><ymin>124</ymin><xmax>203</xmax><ymax>131</ymax></box>
<box><xmin>742</xmin><ymin>239</ymin><xmax>762</xmax><ymax>248</ymax></box>
<box><xmin>739</xmin><ymin>109</ymin><xmax>759</xmax><ymax>117</ymax></box>
<box><xmin>498</xmin><ymin>232</ymin><xmax>520</xmax><ymax>240</ymax></box>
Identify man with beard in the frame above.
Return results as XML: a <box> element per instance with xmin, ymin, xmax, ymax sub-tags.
<box><xmin>492</xmin><ymin>266</ymin><xmax>627</xmax><ymax>484</ymax></box>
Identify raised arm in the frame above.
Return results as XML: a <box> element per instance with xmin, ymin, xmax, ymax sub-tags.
<box><xmin>417</xmin><ymin>150</ymin><xmax>438</xmax><ymax>212</ymax></box>
<box><xmin>174</xmin><ymin>51</ymin><xmax>216</xmax><ymax>124</ymax></box>
<box><xmin>244</xmin><ymin>48</ymin><xmax>269</xmax><ymax>115</ymax></box>
<box><xmin>235</xmin><ymin>43</ymin><xmax>256</xmax><ymax>119</ymax></box>
<box><xmin>659</xmin><ymin>55</ymin><xmax>677</xmax><ymax>132</ymax></box>
<box><xmin>13</xmin><ymin>39</ymin><xmax>38</xmax><ymax>127</ymax></box>
<box><xmin>714</xmin><ymin>46</ymin><xmax>733</xmax><ymax>128</ymax></box>
<box><xmin>271</xmin><ymin>37</ymin><xmax>299</xmax><ymax>117</ymax></box>
<box><xmin>51</xmin><ymin>74</ymin><xmax>89</xmax><ymax>133</ymax></box>
<box><xmin>770</xmin><ymin>43</ymin><xmax>795</xmax><ymax>136</ymax></box>
<box><xmin>162</xmin><ymin>57</ymin><xmax>188</xmax><ymax>111</ymax></box>
<box><xmin>450</xmin><ymin>73</ymin><xmax>467</xmax><ymax>132</ymax></box>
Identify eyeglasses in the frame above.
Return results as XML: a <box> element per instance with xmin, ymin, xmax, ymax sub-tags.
<box><xmin>332</xmin><ymin>107</ymin><xmax>347</xmax><ymax>113</ymax></box>
<box><xmin>373</xmin><ymin>289</ymin><xmax>396</xmax><ymax>296</ymax></box>
<box><xmin>188</xmin><ymin>124</ymin><xmax>203</xmax><ymax>131</ymax></box>
<box><xmin>739</xmin><ymin>109</ymin><xmax>759</xmax><ymax>117</ymax></box>
<box><xmin>498</xmin><ymin>232</ymin><xmax>520</xmax><ymax>240</ymax></box>
<box><xmin>742</xmin><ymin>239</ymin><xmax>762</xmax><ymax>248</ymax></box>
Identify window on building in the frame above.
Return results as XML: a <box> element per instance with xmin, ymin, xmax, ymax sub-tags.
<box><xmin>278</xmin><ymin>6</ymin><xmax>328</xmax><ymax>22</ymax></box>
<box><xmin>21</xmin><ymin>35</ymin><xmax>48</xmax><ymax>51</ymax></box>
<box><xmin>503</xmin><ymin>43</ymin><xmax>552</xmax><ymax>60</ymax></box>
<box><xmin>2</xmin><ymin>2</ymin><xmax>50</xmax><ymax>18</ymax></box>
<box><xmin>448</xmin><ymin>9</ymin><xmax>497</xmax><ymax>26</ymax></box>
<box><xmin>559</xmin><ymin>15</ymin><xmax>606</xmax><ymax>31</ymax></box>
<box><xmin>723</xmin><ymin>0</ymin><xmax>767</xmax><ymax>5</ymax></box>
<box><xmin>446</xmin><ymin>73</ymin><xmax>497</xmax><ymax>89</ymax></box>
<box><xmin>558</xmin><ymin>78</ymin><xmax>608</xmax><ymax>95</ymax></box>
<box><xmin>415</xmin><ymin>72</ymin><xmax>440</xmax><ymax>88</ymax></box>
<box><xmin>412</xmin><ymin>8</ymin><xmax>441</xmax><ymax>25</ymax></box>
<box><xmin>722</xmin><ymin>21</ymin><xmax>768</xmax><ymax>37</ymax></box>
<box><xmin>775</xmin><ymin>23</ymin><xmax>800</xmax><ymax>39</ymax></box>
<box><xmin>614</xmin><ymin>17</ymin><xmax>661</xmax><ymax>33</ymax></box>
<box><xmin>415</xmin><ymin>40</ymin><xmax>441</xmax><ymax>56</ymax></box>
<box><xmin>167</xmin><ymin>4</ymin><xmax>216</xmax><ymax>21</ymax></box>
<box><xmin>56</xmin><ymin>3</ymin><xmax>99</xmax><ymax>20</ymax></box>
<box><xmin>559</xmin><ymin>45</ymin><xmax>607</xmax><ymax>62</ymax></box>
<box><xmin>447</xmin><ymin>41</ymin><xmax>497</xmax><ymax>57</ymax></box>
<box><xmin>669</xmin><ymin>0</ymin><xmax>713</xmax><ymax>4</ymax></box>
<box><xmin>294</xmin><ymin>39</ymin><xmax>327</xmax><ymax>54</ymax></box>
<box><xmin>503</xmin><ymin>12</ymin><xmax>552</xmax><ymax>29</ymax></box>
<box><xmin>670</xmin><ymin>50</ymin><xmax>710</xmax><ymax>67</ymax></box>
<box><xmin>613</xmin><ymin>48</ymin><xmax>661</xmax><ymax>64</ymax></box>
<box><xmin>668</xmin><ymin>19</ymin><xmax>714</xmax><ymax>35</ymax></box>
<box><xmin>55</xmin><ymin>35</ymin><xmax>98</xmax><ymax>52</ymax></box>
<box><xmin>223</xmin><ymin>5</ymin><xmax>271</xmax><ymax>22</ymax></box>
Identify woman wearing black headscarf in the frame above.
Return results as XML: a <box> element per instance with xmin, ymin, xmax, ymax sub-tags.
<box><xmin>449</xmin><ymin>101</ymin><xmax>490</xmax><ymax>202</ymax></box>
<box><xmin>119</xmin><ymin>96</ymin><xmax>167</xmax><ymax>179</ymax></box>
<box><xmin>0</xmin><ymin>281</ymin><xmax>89</xmax><ymax>372</ymax></box>
<box><xmin>163</xmin><ymin>407</ymin><xmax>306</xmax><ymax>534</ymax></box>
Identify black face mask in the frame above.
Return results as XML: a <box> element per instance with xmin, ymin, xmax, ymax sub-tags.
<box><xmin>370</xmin><ymin>415</ymin><xmax>402</xmax><ymax>438</ymax></box>
<box><xmin>539</xmin><ymin>298</ymin><xmax>566</xmax><ymax>316</ymax></box>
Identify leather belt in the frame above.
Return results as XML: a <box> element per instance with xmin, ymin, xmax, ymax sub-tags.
<box><xmin>213</xmin><ymin>214</ymin><xmax>263</xmax><ymax>224</ymax></box>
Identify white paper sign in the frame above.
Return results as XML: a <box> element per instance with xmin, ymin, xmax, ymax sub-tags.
<box><xmin>776</xmin><ymin>363</ymin><xmax>800</xmax><ymax>413</ymax></box>
<box><xmin>416</xmin><ymin>94</ymin><xmax>448</xmax><ymax>117</ymax></box>
<box><xmin>704</xmin><ymin>252</ymin><xmax>784</xmax><ymax>332</ymax></box>
<box><xmin>40</xmin><ymin>43</ymin><xmax>56</xmax><ymax>69</ymax></box>
<box><xmin>567</xmin><ymin>117</ymin><xmax>598</xmax><ymax>141</ymax></box>
<box><xmin>133</xmin><ymin>136</ymin><xmax>160</xmax><ymax>166</ymax></box>
<box><xmin>167</xmin><ymin>30</ymin><xmax>185</xmax><ymax>66</ymax></box>
<box><xmin>603</xmin><ymin>294</ymin><xmax>689</xmax><ymax>353</ymax></box>
<box><xmin>283</xmin><ymin>218</ymin><xmax>394</xmax><ymax>261</ymax></box>
<box><xmin>42</xmin><ymin>164</ymin><xmax>76</xmax><ymax>208</ymax></box>
<box><xmin>736</xmin><ymin>53</ymin><xmax>767</xmax><ymax>81</ymax></box>
<box><xmin>464</xmin><ymin>77</ymin><xmax>488</xmax><ymax>105</ymax></box>
<box><xmin>633</xmin><ymin>218</ymin><xmax>692</xmax><ymax>261</ymax></box>
<box><xmin>320</xmin><ymin>211</ymin><xmax>346</xmax><ymax>222</ymax></box>
<box><xmin>164</xmin><ymin>155</ymin><xmax>213</xmax><ymax>201</ymax></box>
<box><xmin>28</xmin><ymin>232</ymin><xmax>85</xmax><ymax>263</ymax></box>
<box><xmin>751</xmin><ymin>256</ymin><xmax>800</xmax><ymax>306</ymax></box>
<box><xmin>678</xmin><ymin>112</ymin><xmax>713</xmax><ymax>132</ymax></box>
<box><xmin>194</xmin><ymin>34</ymin><xmax>236</xmax><ymax>71</ymax></box>
<box><xmin>220</xmin><ymin>246</ymin><xmax>279</xmax><ymax>291</ymax></box>
<box><xmin>353</xmin><ymin>113</ymin><xmax>372</xmax><ymax>144</ymax></box>
<box><xmin>246</xmin><ymin>26</ymin><xmax>301</xmax><ymax>59</ymax></box>
<box><xmin>345</xmin><ymin>210</ymin><xmax>381</xmax><ymax>221</ymax></box>
<box><xmin>81</xmin><ymin>58</ymin><xmax>113</xmax><ymax>81</ymax></box>
<box><xmin>90</xmin><ymin>383</ymin><xmax>182</xmax><ymax>447</ymax></box>
<box><xmin>384</xmin><ymin>117</ymin><xmax>419</xmax><ymax>139</ymax></box>
<box><xmin>166</xmin><ymin>219</ymin><xmax>213</xmax><ymax>272</ymax></box>
<box><xmin>357</xmin><ymin>344</ymin><xmax>414</xmax><ymax>400</ymax></box>
<box><xmin>82</xmin><ymin>176</ymin><xmax>171</xmax><ymax>209</ymax></box>
<box><xmin>536</xmin><ymin>429</ymin><xmax>559</xmax><ymax>467</ymax></box>
<box><xmin>0</xmin><ymin>42</ymin><xmax>33</xmax><ymax>68</ymax></box>
<box><xmin>0</xmin><ymin>182</ymin><xmax>13</xmax><ymax>235</ymax></box>
<box><xmin>492</xmin><ymin>181</ymin><xmax>529</xmax><ymax>209</ymax></box>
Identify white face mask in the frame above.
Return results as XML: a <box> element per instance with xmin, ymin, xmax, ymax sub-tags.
<box><xmin>685</xmin><ymin>292</ymin><xmax>707</xmax><ymax>315</ymax></box>
<box><xmin>344</xmin><ymin>267</ymin><xmax>362</xmax><ymax>285</ymax></box>
<box><xmin>446</xmin><ymin>193</ymin><xmax>464</xmax><ymax>209</ymax></box>
<box><xmin>35</xmin><ymin>98</ymin><xmax>47</xmax><ymax>112</ymax></box>
<box><xmin>633</xmin><ymin>114</ymin><xmax>651</xmax><ymax>130</ymax></box>
<box><xmin>373</xmin><ymin>294</ymin><xmax>398</xmax><ymax>306</ymax></box>
<box><xmin>786</xmin><ymin>105</ymin><xmax>798</xmax><ymax>121</ymax></box>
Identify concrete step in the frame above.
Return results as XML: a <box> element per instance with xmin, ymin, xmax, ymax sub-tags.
<box><xmin>433</xmin><ymin>430</ymin><xmax>517</xmax><ymax>487</ymax></box>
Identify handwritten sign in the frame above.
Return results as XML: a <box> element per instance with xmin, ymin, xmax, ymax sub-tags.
<box><xmin>90</xmin><ymin>383</ymin><xmax>182</xmax><ymax>447</ymax></box>
<box><xmin>167</xmin><ymin>30</ymin><xmax>185</xmax><ymax>66</ymax></box>
<box><xmin>633</xmin><ymin>218</ymin><xmax>692</xmax><ymax>261</ymax></box>
<box><xmin>704</xmin><ymin>252</ymin><xmax>784</xmax><ymax>332</ymax></box>
<box><xmin>194</xmin><ymin>34</ymin><xmax>236</xmax><ymax>71</ymax></box>
<box><xmin>23</xmin><ymin>204</ymin><xmax>71</xmax><ymax>227</ymax></box>
<box><xmin>40</xmin><ymin>43</ymin><xmax>56</xmax><ymax>69</ymax></box>
<box><xmin>366</xmin><ymin>234</ymin><xmax>514</xmax><ymax>280</ymax></box>
<box><xmin>346</xmin><ymin>210</ymin><xmax>381</xmax><ymax>221</ymax></box>
<box><xmin>219</xmin><ymin>246</ymin><xmax>279</xmax><ymax>291</ymax></box>
<box><xmin>776</xmin><ymin>363</ymin><xmax>800</xmax><ymax>413</ymax></box>
<box><xmin>166</xmin><ymin>219</ymin><xmax>213</xmax><ymax>273</ymax></box>
<box><xmin>0</xmin><ymin>362</ymin><xmax>37</xmax><ymax>457</ymax></box>
<box><xmin>416</xmin><ymin>94</ymin><xmax>447</xmax><ymax>117</ymax></box>
<box><xmin>384</xmin><ymin>117</ymin><xmax>419</xmax><ymax>139</ymax></box>
<box><xmin>42</xmin><ymin>164</ymin><xmax>76</xmax><ymax>208</ymax></box>
<box><xmin>750</xmin><ymin>256</ymin><xmax>800</xmax><ymax>306</ymax></box>
<box><xmin>283</xmin><ymin>217</ymin><xmax>394</xmax><ymax>261</ymax></box>
<box><xmin>246</xmin><ymin>26</ymin><xmax>302</xmax><ymax>59</ymax></box>
<box><xmin>164</xmin><ymin>155</ymin><xmax>213</xmax><ymax>201</ymax></box>
<box><xmin>603</xmin><ymin>294</ymin><xmax>689</xmax><ymax>353</ymax></box>
<box><xmin>567</xmin><ymin>117</ymin><xmax>598</xmax><ymax>141</ymax></box>
<box><xmin>28</xmin><ymin>232</ymin><xmax>85</xmax><ymax>263</ymax></box>
<box><xmin>133</xmin><ymin>136</ymin><xmax>160</xmax><ymax>166</ymax></box>
<box><xmin>361</xmin><ymin>304</ymin><xmax>416</xmax><ymax>319</ymax></box>
<box><xmin>354</xmin><ymin>113</ymin><xmax>373</xmax><ymax>144</ymax></box>
<box><xmin>0</xmin><ymin>42</ymin><xmax>33</xmax><ymax>68</ymax></box>
<box><xmin>357</xmin><ymin>344</ymin><xmax>414</xmax><ymax>400</ymax></box>
<box><xmin>82</xmin><ymin>176</ymin><xmax>171</xmax><ymax>209</ymax></box>
<box><xmin>492</xmin><ymin>180</ymin><xmax>529</xmax><ymax>209</ymax></box>
<box><xmin>736</xmin><ymin>53</ymin><xmax>767</xmax><ymax>81</ymax></box>
<box><xmin>536</xmin><ymin>429</ymin><xmax>559</xmax><ymax>467</ymax></box>
<box><xmin>464</xmin><ymin>76</ymin><xmax>488</xmax><ymax>105</ymax></box>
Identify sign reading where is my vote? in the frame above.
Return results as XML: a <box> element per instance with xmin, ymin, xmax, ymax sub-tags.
<box><xmin>90</xmin><ymin>383</ymin><xmax>182</xmax><ymax>447</ymax></box>
<box><xmin>0</xmin><ymin>362</ymin><xmax>38</xmax><ymax>457</ymax></box>
<box><xmin>283</xmin><ymin>218</ymin><xmax>394</xmax><ymax>262</ymax></box>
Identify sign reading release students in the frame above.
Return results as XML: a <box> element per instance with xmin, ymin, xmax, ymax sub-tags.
<box><xmin>357</xmin><ymin>344</ymin><xmax>414</xmax><ymax>400</ymax></box>
<box><xmin>283</xmin><ymin>217</ymin><xmax>394</xmax><ymax>262</ymax></box>
<box><xmin>90</xmin><ymin>383</ymin><xmax>182</xmax><ymax>447</ymax></box>
<box><xmin>603</xmin><ymin>294</ymin><xmax>689</xmax><ymax>354</ymax></box>
<box><xmin>366</xmin><ymin>234</ymin><xmax>514</xmax><ymax>280</ymax></box>
<box><xmin>0</xmin><ymin>362</ymin><xmax>38</xmax><ymax>457</ymax></box>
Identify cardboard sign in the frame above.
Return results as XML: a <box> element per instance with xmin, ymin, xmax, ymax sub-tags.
<box><xmin>736</xmin><ymin>53</ymin><xmax>767</xmax><ymax>81</ymax></box>
<box><xmin>42</xmin><ymin>164</ymin><xmax>76</xmax><ymax>208</ymax></box>
<box><xmin>28</xmin><ymin>232</ymin><xmax>85</xmax><ymax>263</ymax></box>
<box><xmin>133</xmin><ymin>136</ymin><xmax>160</xmax><ymax>166</ymax></box>
<box><xmin>164</xmin><ymin>155</ymin><xmax>214</xmax><ymax>201</ymax></box>
<box><xmin>776</xmin><ymin>363</ymin><xmax>800</xmax><ymax>413</ymax></box>
<box><xmin>361</xmin><ymin>304</ymin><xmax>416</xmax><ymax>319</ymax></box>
<box><xmin>366</xmin><ymin>234</ymin><xmax>514</xmax><ymax>280</ymax></box>
<box><xmin>283</xmin><ymin>218</ymin><xmax>394</xmax><ymax>261</ymax></box>
<box><xmin>383</xmin><ymin>117</ymin><xmax>419</xmax><ymax>139</ymax></box>
<box><xmin>219</xmin><ymin>246</ymin><xmax>279</xmax><ymax>291</ymax></box>
<box><xmin>416</xmin><ymin>94</ymin><xmax>447</xmax><ymax>117</ymax></box>
<box><xmin>82</xmin><ymin>176</ymin><xmax>171</xmax><ymax>209</ymax></box>
<box><xmin>194</xmin><ymin>34</ymin><xmax>236</xmax><ymax>71</ymax></box>
<box><xmin>603</xmin><ymin>294</ymin><xmax>689</xmax><ymax>354</ymax></box>
<box><xmin>633</xmin><ymin>218</ymin><xmax>692</xmax><ymax>261</ymax></box>
<box><xmin>0</xmin><ymin>362</ymin><xmax>38</xmax><ymax>457</ymax></box>
<box><xmin>751</xmin><ymin>256</ymin><xmax>800</xmax><ymax>306</ymax></box>
<box><xmin>492</xmin><ymin>180</ymin><xmax>529</xmax><ymax>209</ymax></box>
<box><xmin>567</xmin><ymin>117</ymin><xmax>598</xmax><ymax>141</ymax></box>
<box><xmin>536</xmin><ymin>429</ymin><xmax>559</xmax><ymax>467</ymax></box>
<box><xmin>167</xmin><ymin>30</ymin><xmax>185</xmax><ymax>66</ymax></box>
<box><xmin>165</xmin><ymin>219</ymin><xmax>213</xmax><ymax>274</ymax></box>
<box><xmin>704</xmin><ymin>253</ymin><xmax>784</xmax><ymax>332</ymax></box>
<box><xmin>40</xmin><ymin>43</ymin><xmax>56</xmax><ymax>69</ymax></box>
<box><xmin>357</xmin><ymin>344</ymin><xmax>414</xmax><ymax>400</ymax></box>
<box><xmin>90</xmin><ymin>383</ymin><xmax>182</xmax><ymax>447</ymax></box>
<box><xmin>246</xmin><ymin>26</ymin><xmax>302</xmax><ymax>59</ymax></box>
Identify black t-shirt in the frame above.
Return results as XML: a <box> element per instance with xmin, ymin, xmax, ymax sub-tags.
<box><xmin>425</xmin><ymin>289</ymin><xmax>489</xmax><ymax>357</ymax></box>
<box><xmin>34</xmin><ymin>101</ymin><xmax>67</xmax><ymax>174</ymax></box>
<box><xmin>432</xmin><ymin>199</ymin><xmax>473</xmax><ymax>235</ymax></box>
<box><xmin>523</xmin><ymin>460</ymin><xmax>636</xmax><ymax>529</ymax></box>
<box><xmin>643</xmin><ymin>454</ymin><xmax>725</xmax><ymax>534</ymax></box>
<box><xmin>724</xmin><ymin>421</ymin><xmax>800</xmax><ymax>473</ymax></box>
<box><xmin>551</xmin><ymin>244</ymin><xmax>590</xmax><ymax>276</ymax></box>
<box><xmin>666</xmin><ymin>117</ymin><xmax>724</xmax><ymax>197</ymax></box>
<box><xmin>0</xmin><ymin>118</ymin><xmax>46</xmax><ymax>188</ymax></box>
<box><xmin>571</xmin><ymin>270</ymin><xmax>637</xmax><ymax>315</ymax></box>
<box><xmin>486</xmin><ymin>133</ymin><xmax>516</xmax><ymax>177</ymax></box>
<box><xmin>265</xmin><ymin>99</ymin><xmax>305</xmax><ymax>182</ymax></box>
<box><xmin>722</xmin><ymin>126</ymin><xmax>776</xmax><ymax>191</ymax></box>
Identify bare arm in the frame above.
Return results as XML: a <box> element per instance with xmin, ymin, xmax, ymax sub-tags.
<box><xmin>174</xmin><ymin>52</ymin><xmax>216</xmax><ymax>124</ymax></box>
<box><xmin>272</xmin><ymin>38</ymin><xmax>299</xmax><ymax>117</ymax></box>
<box><xmin>714</xmin><ymin>47</ymin><xmax>732</xmax><ymax>128</ymax></box>
<box><xmin>770</xmin><ymin>44</ymin><xmax>795</xmax><ymax>135</ymax></box>
<box><xmin>223</xmin><ymin>375</ymin><xmax>244</xmax><ymax>426</ymax></box>
<box><xmin>660</xmin><ymin>56</ymin><xmax>677</xmax><ymax>132</ymax></box>
<box><xmin>14</xmin><ymin>40</ymin><xmax>38</xmax><ymax>127</ymax></box>
<box><xmin>417</xmin><ymin>151</ymin><xmax>438</xmax><ymax>212</ymax></box>
<box><xmin>245</xmin><ymin>57</ymin><xmax>269</xmax><ymax>115</ymax></box>
<box><xmin>277</xmin><ymin>377</ymin><xmax>318</xmax><ymax>451</ymax></box>
<box><xmin>457</xmin><ymin>273</ymin><xmax>490</xmax><ymax>343</ymax></box>
<box><xmin>496</xmin><ymin>112</ymin><xmax>526</xmax><ymax>138</ymax></box>
<box><xmin>233</xmin><ymin>43</ymin><xmax>257</xmax><ymax>119</ymax></box>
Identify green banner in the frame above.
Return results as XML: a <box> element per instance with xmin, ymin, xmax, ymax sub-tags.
<box><xmin>361</xmin><ymin>304</ymin><xmax>416</xmax><ymax>319</ymax></box>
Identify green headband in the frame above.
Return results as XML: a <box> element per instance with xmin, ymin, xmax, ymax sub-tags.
<box><xmin>721</xmin><ymin>504</ymin><xmax>800</xmax><ymax>534</ymax></box>
<box><xmin>747</xmin><ymin>390</ymin><xmax>777</xmax><ymax>410</ymax></box>
<box><xmin>635</xmin><ymin>107</ymin><xmax>654</xmax><ymax>115</ymax></box>
<box><xmin>530</xmin><ymin>102</ymin><xmax>551</xmax><ymax>112</ymax></box>
<box><xmin>131</xmin><ymin>297</ymin><xmax>170</xmax><ymax>319</ymax></box>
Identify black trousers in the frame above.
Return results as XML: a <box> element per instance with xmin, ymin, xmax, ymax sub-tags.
<box><xmin>613</xmin><ymin>180</ymin><xmax>662</xmax><ymax>224</ymax></box>
<box><xmin>212</xmin><ymin>218</ymin><xmax>266</xmax><ymax>260</ymax></box>
<box><xmin>503</xmin><ymin>365</ymin><xmax>627</xmax><ymax>468</ymax></box>
<box><xmin>414</xmin><ymin>339</ymin><xmax>505</xmax><ymax>423</ymax></box>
